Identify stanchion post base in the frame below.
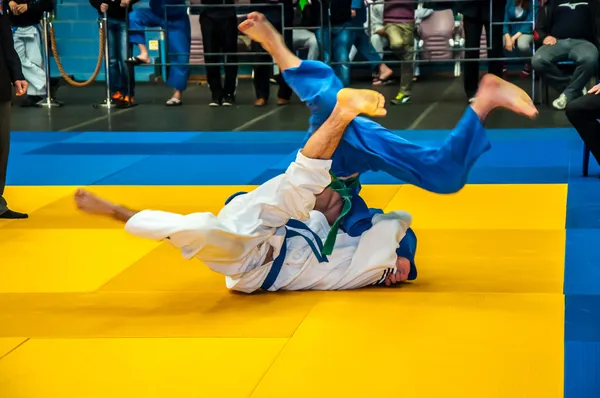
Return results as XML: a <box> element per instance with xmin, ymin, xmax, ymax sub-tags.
<box><xmin>93</xmin><ymin>100</ymin><xmax>117</xmax><ymax>109</ymax></box>
<box><xmin>36</xmin><ymin>97</ymin><xmax>63</xmax><ymax>107</ymax></box>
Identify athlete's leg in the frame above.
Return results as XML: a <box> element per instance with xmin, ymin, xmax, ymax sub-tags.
<box><xmin>340</xmin><ymin>74</ymin><xmax>538</xmax><ymax>194</ymax></box>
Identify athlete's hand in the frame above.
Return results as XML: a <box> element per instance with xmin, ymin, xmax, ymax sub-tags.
<box><xmin>100</xmin><ymin>3</ymin><xmax>109</xmax><ymax>12</ymax></box>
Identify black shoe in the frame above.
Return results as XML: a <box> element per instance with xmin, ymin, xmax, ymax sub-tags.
<box><xmin>222</xmin><ymin>95</ymin><xmax>235</xmax><ymax>106</ymax></box>
<box><xmin>209</xmin><ymin>97</ymin><xmax>221</xmax><ymax>107</ymax></box>
<box><xmin>21</xmin><ymin>95</ymin><xmax>44</xmax><ymax>107</ymax></box>
<box><xmin>0</xmin><ymin>209</ymin><xmax>28</xmax><ymax>219</ymax></box>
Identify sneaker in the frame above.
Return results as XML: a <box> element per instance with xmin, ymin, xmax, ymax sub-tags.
<box><xmin>390</xmin><ymin>93</ymin><xmax>411</xmax><ymax>105</ymax></box>
<box><xmin>552</xmin><ymin>93</ymin><xmax>567</xmax><ymax>110</ymax></box>
<box><xmin>209</xmin><ymin>97</ymin><xmax>221</xmax><ymax>107</ymax></box>
<box><xmin>222</xmin><ymin>95</ymin><xmax>234</xmax><ymax>106</ymax></box>
<box><xmin>520</xmin><ymin>63</ymin><xmax>532</xmax><ymax>78</ymax></box>
<box><xmin>112</xmin><ymin>91</ymin><xmax>123</xmax><ymax>100</ymax></box>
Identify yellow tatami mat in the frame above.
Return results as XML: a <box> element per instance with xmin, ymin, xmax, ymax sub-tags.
<box><xmin>0</xmin><ymin>184</ymin><xmax>567</xmax><ymax>398</ymax></box>
<box><xmin>0</xmin><ymin>338</ymin><xmax>28</xmax><ymax>360</ymax></box>
<box><xmin>0</xmin><ymin>338</ymin><xmax>288</xmax><ymax>398</ymax></box>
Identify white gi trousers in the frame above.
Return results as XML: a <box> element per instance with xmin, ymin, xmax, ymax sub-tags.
<box><xmin>125</xmin><ymin>151</ymin><xmax>333</xmax><ymax>291</ymax></box>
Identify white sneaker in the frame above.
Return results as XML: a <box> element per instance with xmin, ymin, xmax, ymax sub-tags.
<box><xmin>552</xmin><ymin>93</ymin><xmax>568</xmax><ymax>110</ymax></box>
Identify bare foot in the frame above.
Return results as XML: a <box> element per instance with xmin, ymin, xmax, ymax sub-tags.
<box><xmin>238</xmin><ymin>12</ymin><xmax>280</xmax><ymax>46</ymax></box>
<box><xmin>473</xmin><ymin>74</ymin><xmax>538</xmax><ymax>119</ymax></box>
<box><xmin>74</xmin><ymin>189</ymin><xmax>116</xmax><ymax>216</ymax></box>
<box><xmin>337</xmin><ymin>88</ymin><xmax>387</xmax><ymax>117</ymax></box>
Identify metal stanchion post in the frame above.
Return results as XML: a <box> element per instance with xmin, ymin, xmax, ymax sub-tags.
<box><xmin>37</xmin><ymin>12</ymin><xmax>62</xmax><ymax>107</ymax></box>
<box><xmin>95</xmin><ymin>11</ymin><xmax>114</xmax><ymax>108</ymax></box>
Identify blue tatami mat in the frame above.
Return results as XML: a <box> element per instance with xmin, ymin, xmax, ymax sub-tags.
<box><xmin>95</xmin><ymin>154</ymin><xmax>286</xmax><ymax>185</ymax></box>
<box><xmin>565</xmin><ymin>229</ymin><xmax>600</xmax><ymax>296</ymax></box>
<box><xmin>6</xmin><ymin>154</ymin><xmax>147</xmax><ymax>186</ymax></box>
<box><xmin>7</xmin><ymin>128</ymin><xmax>583</xmax><ymax>186</ymax></box>
<box><xmin>565</xmin><ymin>341</ymin><xmax>600</xmax><ymax>398</ymax></box>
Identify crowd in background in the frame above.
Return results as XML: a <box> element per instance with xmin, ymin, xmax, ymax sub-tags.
<box><xmin>3</xmin><ymin>0</ymin><xmax>600</xmax><ymax>218</ymax></box>
<box><xmin>2</xmin><ymin>0</ymin><xmax>600</xmax><ymax>112</ymax></box>
<box><xmin>2</xmin><ymin>0</ymin><xmax>600</xmax><ymax>113</ymax></box>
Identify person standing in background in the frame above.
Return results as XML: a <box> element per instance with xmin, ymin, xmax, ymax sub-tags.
<box><xmin>292</xmin><ymin>0</ymin><xmax>319</xmax><ymax>60</ymax></box>
<box><xmin>0</xmin><ymin>6</ymin><xmax>28</xmax><ymax>219</ymax></box>
<box><xmin>127</xmin><ymin>0</ymin><xmax>191</xmax><ymax>106</ymax></box>
<box><xmin>199</xmin><ymin>0</ymin><xmax>238</xmax><ymax>107</ymax></box>
<box><xmin>455</xmin><ymin>0</ymin><xmax>507</xmax><ymax>102</ymax></box>
<box><xmin>349</xmin><ymin>0</ymin><xmax>393</xmax><ymax>86</ymax></box>
<box><xmin>4</xmin><ymin>0</ymin><xmax>53</xmax><ymax>106</ymax></box>
<box><xmin>383</xmin><ymin>0</ymin><xmax>415</xmax><ymax>105</ymax></box>
<box><xmin>90</xmin><ymin>0</ymin><xmax>138</xmax><ymax>105</ymax></box>
<box><xmin>250</xmin><ymin>0</ymin><xmax>293</xmax><ymax>106</ymax></box>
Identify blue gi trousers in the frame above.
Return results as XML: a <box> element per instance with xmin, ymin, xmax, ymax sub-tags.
<box><xmin>282</xmin><ymin>60</ymin><xmax>491</xmax><ymax>239</ymax></box>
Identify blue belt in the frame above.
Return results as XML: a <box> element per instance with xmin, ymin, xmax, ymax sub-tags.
<box><xmin>261</xmin><ymin>219</ymin><xmax>329</xmax><ymax>291</ymax></box>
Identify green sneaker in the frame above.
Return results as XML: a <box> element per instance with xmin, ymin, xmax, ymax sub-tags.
<box><xmin>390</xmin><ymin>93</ymin><xmax>411</xmax><ymax>105</ymax></box>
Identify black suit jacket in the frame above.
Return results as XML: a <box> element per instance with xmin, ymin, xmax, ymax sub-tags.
<box><xmin>454</xmin><ymin>0</ymin><xmax>507</xmax><ymax>22</ymax></box>
<box><xmin>0</xmin><ymin>13</ymin><xmax>24</xmax><ymax>102</ymax></box>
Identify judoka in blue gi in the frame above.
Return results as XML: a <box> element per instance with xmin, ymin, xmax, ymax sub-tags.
<box><xmin>127</xmin><ymin>0</ymin><xmax>190</xmax><ymax>106</ymax></box>
<box><xmin>236</xmin><ymin>11</ymin><xmax>538</xmax><ymax>283</ymax></box>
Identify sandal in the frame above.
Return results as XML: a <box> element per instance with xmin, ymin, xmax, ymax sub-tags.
<box><xmin>166</xmin><ymin>97</ymin><xmax>182</xmax><ymax>106</ymax></box>
<box><xmin>372</xmin><ymin>77</ymin><xmax>394</xmax><ymax>86</ymax></box>
<box><xmin>126</xmin><ymin>56</ymin><xmax>149</xmax><ymax>66</ymax></box>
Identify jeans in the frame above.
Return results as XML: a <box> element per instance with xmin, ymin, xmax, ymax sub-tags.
<box><xmin>532</xmin><ymin>39</ymin><xmax>599</xmax><ymax>101</ymax></box>
<box><xmin>128</xmin><ymin>9</ymin><xmax>191</xmax><ymax>92</ymax></box>
<box><xmin>106</xmin><ymin>18</ymin><xmax>134</xmax><ymax>97</ymax></box>
<box><xmin>317</xmin><ymin>25</ymin><xmax>354</xmax><ymax>87</ymax></box>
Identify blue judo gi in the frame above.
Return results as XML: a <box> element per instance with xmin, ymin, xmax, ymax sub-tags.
<box><xmin>281</xmin><ymin>60</ymin><xmax>492</xmax><ymax>280</ymax></box>
<box><xmin>226</xmin><ymin>60</ymin><xmax>490</xmax><ymax>287</ymax></box>
<box><xmin>128</xmin><ymin>0</ymin><xmax>191</xmax><ymax>92</ymax></box>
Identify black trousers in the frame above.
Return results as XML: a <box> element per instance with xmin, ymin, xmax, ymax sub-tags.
<box><xmin>462</xmin><ymin>15</ymin><xmax>504</xmax><ymax>98</ymax></box>
<box><xmin>0</xmin><ymin>101</ymin><xmax>10</xmax><ymax>211</ymax></box>
<box><xmin>251</xmin><ymin>20</ymin><xmax>293</xmax><ymax>101</ymax></box>
<box><xmin>566</xmin><ymin>93</ymin><xmax>600</xmax><ymax>164</ymax></box>
<box><xmin>200</xmin><ymin>13</ymin><xmax>239</xmax><ymax>99</ymax></box>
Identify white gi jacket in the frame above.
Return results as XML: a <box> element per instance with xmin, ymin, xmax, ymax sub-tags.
<box><xmin>125</xmin><ymin>152</ymin><xmax>412</xmax><ymax>292</ymax></box>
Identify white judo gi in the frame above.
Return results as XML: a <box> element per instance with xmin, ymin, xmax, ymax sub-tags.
<box><xmin>124</xmin><ymin>151</ymin><xmax>412</xmax><ymax>293</ymax></box>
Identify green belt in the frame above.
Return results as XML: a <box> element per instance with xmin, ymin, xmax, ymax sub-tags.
<box><xmin>321</xmin><ymin>172</ymin><xmax>359</xmax><ymax>256</ymax></box>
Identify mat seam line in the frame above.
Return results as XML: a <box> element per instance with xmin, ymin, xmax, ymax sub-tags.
<box><xmin>0</xmin><ymin>338</ymin><xmax>30</xmax><ymax>362</ymax></box>
<box><xmin>246</xmin><ymin>302</ymin><xmax>319</xmax><ymax>398</ymax></box>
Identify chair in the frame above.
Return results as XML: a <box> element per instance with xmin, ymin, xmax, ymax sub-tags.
<box><xmin>583</xmin><ymin>144</ymin><xmax>590</xmax><ymax>177</ymax></box>
<box><xmin>416</xmin><ymin>9</ymin><xmax>456</xmax><ymax>76</ymax></box>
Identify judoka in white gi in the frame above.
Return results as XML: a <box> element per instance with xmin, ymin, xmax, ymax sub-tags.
<box><xmin>74</xmin><ymin>89</ymin><xmax>424</xmax><ymax>292</ymax></box>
